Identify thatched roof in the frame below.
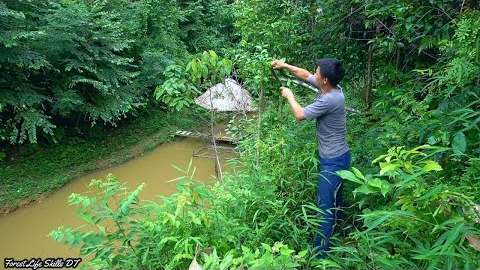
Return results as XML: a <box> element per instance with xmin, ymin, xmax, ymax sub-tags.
<box><xmin>195</xmin><ymin>78</ymin><xmax>256</xmax><ymax>112</ymax></box>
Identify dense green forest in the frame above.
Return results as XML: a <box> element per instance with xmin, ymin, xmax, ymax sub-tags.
<box><xmin>1</xmin><ymin>0</ymin><xmax>479</xmax><ymax>269</ymax></box>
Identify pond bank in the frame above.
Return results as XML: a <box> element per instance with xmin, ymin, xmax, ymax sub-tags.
<box><xmin>0</xmin><ymin>108</ymin><xmax>215</xmax><ymax>214</ymax></box>
<box><xmin>0</xmin><ymin>136</ymin><xmax>236</xmax><ymax>266</ymax></box>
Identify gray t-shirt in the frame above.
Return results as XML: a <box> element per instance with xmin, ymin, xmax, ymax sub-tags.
<box><xmin>302</xmin><ymin>75</ymin><xmax>349</xmax><ymax>158</ymax></box>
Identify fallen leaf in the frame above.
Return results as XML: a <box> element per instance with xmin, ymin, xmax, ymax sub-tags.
<box><xmin>466</xmin><ymin>234</ymin><xmax>480</xmax><ymax>251</ymax></box>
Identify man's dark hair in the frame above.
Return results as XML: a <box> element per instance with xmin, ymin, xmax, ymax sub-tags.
<box><xmin>314</xmin><ymin>58</ymin><xmax>345</xmax><ymax>86</ymax></box>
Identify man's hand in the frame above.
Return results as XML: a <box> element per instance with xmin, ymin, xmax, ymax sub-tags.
<box><xmin>280</xmin><ymin>86</ymin><xmax>294</xmax><ymax>99</ymax></box>
<box><xmin>279</xmin><ymin>87</ymin><xmax>305</xmax><ymax>120</ymax></box>
<box><xmin>271</xmin><ymin>60</ymin><xmax>285</xmax><ymax>70</ymax></box>
<box><xmin>271</xmin><ymin>60</ymin><xmax>311</xmax><ymax>81</ymax></box>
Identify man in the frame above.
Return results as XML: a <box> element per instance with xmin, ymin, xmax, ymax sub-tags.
<box><xmin>271</xmin><ymin>58</ymin><xmax>351</xmax><ymax>258</ymax></box>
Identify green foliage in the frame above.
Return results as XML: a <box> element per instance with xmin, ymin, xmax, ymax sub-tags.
<box><xmin>4</xmin><ymin>0</ymin><xmax>480</xmax><ymax>268</ymax></box>
<box><xmin>154</xmin><ymin>50</ymin><xmax>232</xmax><ymax>111</ymax></box>
<box><xmin>133</xmin><ymin>0</ymin><xmax>190</xmax><ymax>89</ymax></box>
<box><xmin>50</xmin><ymin>107</ymin><xmax>328</xmax><ymax>268</ymax></box>
<box><xmin>178</xmin><ymin>1</ymin><xmax>236</xmax><ymax>53</ymax></box>
<box><xmin>154</xmin><ymin>64</ymin><xmax>200</xmax><ymax>111</ymax></box>
<box><xmin>0</xmin><ymin>0</ymin><xmax>236</xmax><ymax>145</ymax></box>
<box><xmin>0</xmin><ymin>1</ymin><xmax>54</xmax><ymax>144</ymax></box>
<box><xmin>228</xmin><ymin>46</ymin><xmax>277</xmax><ymax>98</ymax></box>
<box><xmin>228</xmin><ymin>1</ymin><xmax>480</xmax><ymax>268</ymax></box>
<box><xmin>187</xmin><ymin>50</ymin><xmax>233</xmax><ymax>88</ymax></box>
<box><xmin>9</xmin><ymin>109</ymin><xmax>56</xmax><ymax>144</ymax></box>
<box><xmin>0</xmin><ymin>108</ymin><xmax>204</xmax><ymax>213</ymax></box>
<box><xmin>0</xmin><ymin>1</ymin><xmax>50</xmax><ymax>69</ymax></box>
<box><xmin>200</xmin><ymin>242</ymin><xmax>308</xmax><ymax>270</ymax></box>
<box><xmin>134</xmin><ymin>0</ymin><xmax>236</xmax><ymax>90</ymax></box>
<box><xmin>50</xmin><ymin>174</ymin><xmax>147</xmax><ymax>269</ymax></box>
<box><xmin>38</xmin><ymin>1</ymin><xmax>143</xmax><ymax>125</ymax></box>
<box><xmin>335</xmin><ymin>145</ymin><xmax>480</xmax><ymax>269</ymax></box>
<box><xmin>233</xmin><ymin>1</ymin><xmax>312</xmax><ymax>65</ymax></box>
<box><xmin>0</xmin><ymin>1</ymin><xmax>142</xmax><ymax>143</ymax></box>
<box><xmin>50</xmin><ymin>158</ymin><xmax>312</xmax><ymax>269</ymax></box>
<box><xmin>439</xmin><ymin>11</ymin><xmax>480</xmax><ymax>88</ymax></box>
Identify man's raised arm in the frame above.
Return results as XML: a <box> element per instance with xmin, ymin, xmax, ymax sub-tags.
<box><xmin>271</xmin><ymin>60</ymin><xmax>312</xmax><ymax>81</ymax></box>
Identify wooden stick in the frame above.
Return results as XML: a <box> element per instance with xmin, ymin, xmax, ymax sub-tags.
<box><xmin>207</xmin><ymin>87</ymin><xmax>223</xmax><ymax>182</ymax></box>
<box><xmin>256</xmin><ymin>80</ymin><xmax>265</xmax><ymax>167</ymax></box>
<box><xmin>272</xmin><ymin>69</ymin><xmax>285</xmax><ymax>126</ymax></box>
<box><xmin>278</xmin><ymin>77</ymin><xmax>363</xmax><ymax>114</ymax></box>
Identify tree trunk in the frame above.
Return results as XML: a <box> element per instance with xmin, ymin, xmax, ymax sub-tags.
<box><xmin>394</xmin><ymin>46</ymin><xmax>401</xmax><ymax>86</ymax></box>
<box><xmin>366</xmin><ymin>42</ymin><xmax>373</xmax><ymax>109</ymax></box>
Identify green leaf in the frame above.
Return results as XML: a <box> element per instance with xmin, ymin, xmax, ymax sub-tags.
<box><xmin>280</xmin><ymin>249</ymin><xmax>295</xmax><ymax>256</ymax></box>
<box><xmin>261</xmin><ymin>243</ymin><xmax>272</xmax><ymax>252</ymax></box>
<box><xmin>297</xmin><ymin>250</ymin><xmax>308</xmax><ymax>258</ymax></box>
<box><xmin>77</xmin><ymin>213</ymin><xmax>95</xmax><ymax>224</ymax></box>
<box><xmin>337</xmin><ymin>170</ymin><xmax>364</xmax><ymax>184</ymax></box>
<box><xmin>372</xmin><ymin>155</ymin><xmax>385</xmax><ymax>164</ymax></box>
<box><xmin>209</xmin><ymin>50</ymin><xmax>218</xmax><ymax>59</ymax></box>
<box><xmin>452</xmin><ymin>132</ymin><xmax>467</xmax><ymax>153</ymax></box>
<box><xmin>368</xmin><ymin>178</ymin><xmax>382</xmax><ymax>188</ymax></box>
<box><xmin>201</xmin><ymin>64</ymin><xmax>208</xmax><ymax>78</ymax></box>
<box><xmin>192</xmin><ymin>217</ymin><xmax>201</xmax><ymax>225</ymax></box>
<box><xmin>316</xmin><ymin>259</ymin><xmax>341</xmax><ymax>268</ymax></box>
<box><xmin>142</xmin><ymin>247</ymin><xmax>149</xmax><ymax>265</ymax></box>
<box><xmin>427</xmin><ymin>136</ymin><xmax>438</xmax><ymax>145</ymax></box>
<box><xmin>379</xmin><ymin>163</ymin><xmax>400</xmax><ymax>175</ymax></box>
<box><xmin>175</xmin><ymin>102</ymin><xmax>183</xmax><ymax>111</ymax></box>
<box><xmin>417</xmin><ymin>185</ymin><xmax>444</xmax><ymax>201</ymax></box>
<box><xmin>422</xmin><ymin>161</ymin><xmax>443</xmax><ymax>172</ymax></box>
<box><xmin>66</xmin><ymin>234</ymin><xmax>75</xmax><ymax>245</ymax></box>
<box><xmin>361</xmin><ymin>211</ymin><xmax>414</xmax><ymax>232</ymax></box>
<box><xmin>351</xmin><ymin>167</ymin><xmax>366</xmax><ymax>180</ymax></box>
<box><xmin>435</xmin><ymin>218</ymin><xmax>463</xmax><ymax>232</ymax></box>
<box><xmin>380</xmin><ymin>182</ymin><xmax>391</xmax><ymax>196</ymax></box>
<box><xmin>354</xmin><ymin>184</ymin><xmax>379</xmax><ymax>195</ymax></box>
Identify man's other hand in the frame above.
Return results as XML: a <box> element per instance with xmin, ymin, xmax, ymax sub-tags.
<box><xmin>271</xmin><ymin>60</ymin><xmax>285</xmax><ymax>70</ymax></box>
<box><xmin>280</xmin><ymin>87</ymin><xmax>293</xmax><ymax>99</ymax></box>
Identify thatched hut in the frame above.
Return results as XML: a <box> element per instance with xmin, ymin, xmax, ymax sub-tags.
<box><xmin>195</xmin><ymin>78</ymin><xmax>256</xmax><ymax>112</ymax></box>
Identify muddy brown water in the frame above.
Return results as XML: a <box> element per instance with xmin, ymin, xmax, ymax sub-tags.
<box><xmin>0</xmin><ymin>137</ymin><xmax>237</xmax><ymax>268</ymax></box>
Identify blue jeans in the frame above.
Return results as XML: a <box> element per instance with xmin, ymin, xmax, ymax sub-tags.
<box><xmin>314</xmin><ymin>151</ymin><xmax>351</xmax><ymax>258</ymax></box>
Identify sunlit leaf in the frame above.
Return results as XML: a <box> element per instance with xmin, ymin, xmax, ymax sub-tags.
<box><xmin>337</xmin><ymin>170</ymin><xmax>364</xmax><ymax>184</ymax></box>
<box><xmin>422</xmin><ymin>161</ymin><xmax>443</xmax><ymax>172</ymax></box>
<box><xmin>368</xmin><ymin>178</ymin><xmax>382</xmax><ymax>188</ymax></box>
